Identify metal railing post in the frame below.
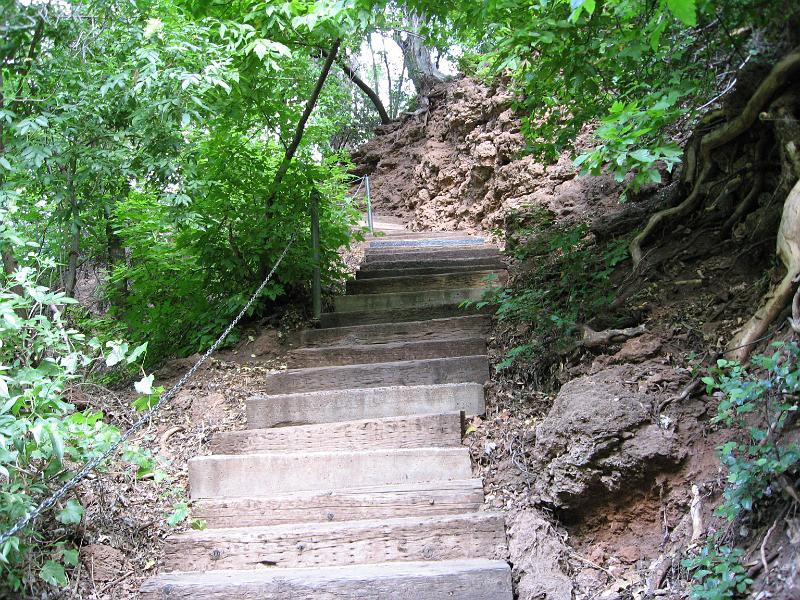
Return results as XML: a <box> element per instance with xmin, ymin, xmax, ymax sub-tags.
<box><xmin>310</xmin><ymin>188</ymin><xmax>322</xmax><ymax>320</ymax></box>
<box><xmin>365</xmin><ymin>175</ymin><xmax>374</xmax><ymax>235</ymax></box>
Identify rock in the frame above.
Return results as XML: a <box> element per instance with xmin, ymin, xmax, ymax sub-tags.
<box><xmin>508</xmin><ymin>510</ymin><xmax>574</xmax><ymax>600</ymax></box>
<box><xmin>611</xmin><ymin>335</ymin><xmax>662</xmax><ymax>363</ymax></box>
<box><xmin>81</xmin><ymin>544</ymin><xmax>128</xmax><ymax>582</ymax></box>
<box><xmin>531</xmin><ymin>367</ymin><xmax>683</xmax><ymax>512</ymax></box>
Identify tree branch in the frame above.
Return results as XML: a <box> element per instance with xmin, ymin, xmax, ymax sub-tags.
<box><xmin>320</xmin><ymin>48</ymin><xmax>391</xmax><ymax>125</ymax></box>
<box><xmin>264</xmin><ymin>38</ymin><xmax>341</xmax><ymax>214</ymax></box>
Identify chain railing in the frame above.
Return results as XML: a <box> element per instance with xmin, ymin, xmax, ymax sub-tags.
<box><xmin>0</xmin><ymin>233</ymin><xmax>297</xmax><ymax>547</ymax></box>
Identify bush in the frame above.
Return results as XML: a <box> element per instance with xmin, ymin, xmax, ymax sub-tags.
<box><xmin>0</xmin><ymin>212</ymin><xmax>155</xmax><ymax>594</ymax></box>
<box><xmin>682</xmin><ymin>343</ymin><xmax>800</xmax><ymax>599</ymax></box>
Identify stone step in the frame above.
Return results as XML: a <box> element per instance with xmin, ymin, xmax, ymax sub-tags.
<box><xmin>362</xmin><ymin>247</ymin><xmax>500</xmax><ymax>263</ymax></box>
<box><xmin>210</xmin><ymin>413</ymin><xmax>463</xmax><ymax>455</ymax></box>
<box><xmin>334</xmin><ymin>288</ymin><xmax>488</xmax><ymax>313</ymax></box>
<box><xmin>261</xmin><ymin>355</ymin><xmax>489</xmax><ymax>394</ymax></box>
<box><xmin>192</xmin><ymin>479</ymin><xmax>484</xmax><ymax>528</ymax></box>
<box><xmin>368</xmin><ymin>238</ymin><xmax>485</xmax><ymax>249</ymax></box>
<box><xmin>189</xmin><ymin>447</ymin><xmax>473</xmax><ymax>498</ymax></box>
<box><xmin>346</xmin><ymin>271</ymin><xmax>505</xmax><ymax>295</ymax></box>
<box><xmin>141</xmin><ymin>559</ymin><xmax>514</xmax><ymax>599</ymax></box>
<box><xmin>319</xmin><ymin>302</ymin><xmax>491</xmax><ymax>328</ymax></box>
<box><xmin>247</xmin><ymin>382</ymin><xmax>485</xmax><ymax>428</ymax></box>
<box><xmin>162</xmin><ymin>513</ymin><xmax>508</xmax><ymax>572</ymax></box>
<box><xmin>286</xmin><ymin>336</ymin><xmax>486</xmax><ymax>368</ymax></box>
<box><xmin>291</xmin><ymin>315</ymin><xmax>491</xmax><ymax>347</ymax></box>
<box><xmin>355</xmin><ymin>262</ymin><xmax>506</xmax><ymax>279</ymax></box>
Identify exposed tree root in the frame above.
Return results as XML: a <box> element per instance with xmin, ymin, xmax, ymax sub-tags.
<box><xmin>581</xmin><ymin>324</ymin><xmax>646</xmax><ymax>349</ymax></box>
<box><xmin>728</xmin><ymin>179</ymin><xmax>800</xmax><ymax>361</ymax></box>
<box><xmin>630</xmin><ymin>49</ymin><xmax>800</xmax><ymax>268</ymax></box>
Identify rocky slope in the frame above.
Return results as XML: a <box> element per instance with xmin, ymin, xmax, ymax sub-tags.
<box><xmin>352</xmin><ymin>77</ymin><xmax>623</xmax><ymax>234</ymax></box>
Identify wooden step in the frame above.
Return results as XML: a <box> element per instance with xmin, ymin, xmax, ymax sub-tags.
<box><xmin>334</xmin><ymin>287</ymin><xmax>489</xmax><ymax>313</ymax></box>
<box><xmin>162</xmin><ymin>513</ymin><xmax>508</xmax><ymax>572</ymax></box>
<box><xmin>210</xmin><ymin>413</ymin><xmax>463</xmax><ymax>455</ymax></box>
<box><xmin>367</xmin><ymin>230</ymin><xmax>470</xmax><ymax>239</ymax></box>
<box><xmin>355</xmin><ymin>263</ymin><xmax>505</xmax><ymax>279</ymax></box>
<box><xmin>319</xmin><ymin>302</ymin><xmax>491</xmax><ymax>327</ymax></box>
<box><xmin>291</xmin><ymin>315</ymin><xmax>491</xmax><ymax>347</ymax></box>
<box><xmin>247</xmin><ymin>382</ymin><xmax>485</xmax><ymax>428</ymax></box>
<box><xmin>287</xmin><ymin>336</ymin><xmax>486</xmax><ymax>367</ymax></box>
<box><xmin>363</xmin><ymin>247</ymin><xmax>500</xmax><ymax>263</ymax></box>
<box><xmin>346</xmin><ymin>271</ymin><xmax>505</xmax><ymax>295</ymax></box>
<box><xmin>141</xmin><ymin>559</ymin><xmax>514</xmax><ymax>599</ymax></box>
<box><xmin>193</xmin><ymin>479</ymin><xmax>484</xmax><ymax>528</ymax></box>
<box><xmin>367</xmin><ymin>239</ymin><xmax>485</xmax><ymax>250</ymax></box>
<box><xmin>189</xmin><ymin>447</ymin><xmax>473</xmax><ymax>498</ymax></box>
<box><xmin>261</xmin><ymin>355</ymin><xmax>489</xmax><ymax>394</ymax></box>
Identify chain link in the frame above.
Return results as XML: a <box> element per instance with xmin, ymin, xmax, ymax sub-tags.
<box><xmin>0</xmin><ymin>234</ymin><xmax>297</xmax><ymax>547</ymax></box>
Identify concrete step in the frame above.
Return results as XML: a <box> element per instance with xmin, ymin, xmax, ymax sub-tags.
<box><xmin>334</xmin><ymin>288</ymin><xmax>488</xmax><ymax>313</ymax></box>
<box><xmin>291</xmin><ymin>315</ymin><xmax>491</xmax><ymax>347</ymax></box>
<box><xmin>210</xmin><ymin>413</ymin><xmax>463</xmax><ymax>455</ymax></box>
<box><xmin>162</xmin><ymin>513</ymin><xmax>508</xmax><ymax>572</ymax></box>
<box><xmin>192</xmin><ymin>479</ymin><xmax>484</xmax><ymax>528</ymax></box>
<box><xmin>189</xmin><ymin>447</ymin><xmax>473</xmax><ymax>498</ymax></box>
<box><xmin>247</xmin><ymin>382</ymin><xmax>485</xmax><ymax>428</ymax></box>
<box><xmin>286</xmin><ymin>335</ymin><xmax>486</xmax><ymax>368</ymax></box>
<box><xmin>319</xmin><ymin>302</ymin><xmax>491</xmax><ymax>328</ymax></box>
<box><xmin>261</xmin><ymin>355</ymin><xmax>489</xmax><ymax>394</ymax></box>
<box><xmin>362</xmin><ymin>247</ymin><xmax>500</xmax><ymax>263</ymax></box>
<box><xmin>141</xmin><ymin>559</ymin><xmax>514</xmax><ymax>599</ymax></box>
<box><xmin>368</xmin><ymin>230</ymin><xmax>474</xmax><ymax>239</ymax></box>
<box><xmin>346</xmin><ymin>271</ymin><xmax>505</xmax><ymax>295</ymax></box>
<box><xmin>356</xmin><ymin>262</ymin><xmax>506</xmax><ymax>279</ymax></box>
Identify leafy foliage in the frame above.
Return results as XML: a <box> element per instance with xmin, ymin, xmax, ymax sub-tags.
<box><xmin>683</xmin><ymin>343</ymin><xmax>800</xmax><ymax>599</ymax></box>
<box><xmin>477</xmin><ymin>210</ymin><xmax>628</xmax><ymax>370</ymax></box>
<box><xmin>0</xmin><ymin>216</ymin><xmax>156</xmax><ymax>594</ymax></box>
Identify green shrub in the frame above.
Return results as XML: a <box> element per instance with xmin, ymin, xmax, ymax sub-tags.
<box><xmin>0</xmin><ymin>214</ymin><xmax>155</xmax><ymax>594</ymax></box>
<box><xmin>477</xmin><ymin>211</ymin><xmax>628</xmax><ymax>370</ymax></box>
<box><xmin>682</xmin><ymin>343</ymin><xmax>800</xmax><ymax>599</ymax></box>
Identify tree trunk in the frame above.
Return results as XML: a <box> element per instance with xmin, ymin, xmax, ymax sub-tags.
<box><xmin>393</xmin><ymin>11</ymin><xmax>445</xmax><ymax>101</ymax></box>
<box><xmin>63</xmin><ymin>160</ymin><xmax>81</xmax><ymax>298</ymax></box>
<box><xmin>321</xmin><ymin>48</ymin><xmax>391</xmax><ymax>124</ymax></box>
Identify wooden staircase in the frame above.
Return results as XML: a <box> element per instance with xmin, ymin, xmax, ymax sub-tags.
<box><xmin>140</xmin><ymin>221</ymin><xmax>513</xmax><ymax>599</ymax></box>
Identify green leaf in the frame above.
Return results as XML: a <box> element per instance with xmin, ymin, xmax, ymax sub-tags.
<box><xmin>39</xmin><ymin>560</ymin><xmax>68</xmax><ymax>587</ymax></box>
<box><xmin>61</xmin><ymin>548</ymin><xmax>79</xmax><ymax>566</ymax></box>
<box><xmin>48</xmin><ymin>427</ymin><xmax>65</xmax><ymax>464</ymax></box>
<box><xmin>126</xmin><ymin>342</ymin><xmax>148</xmax><ymax>364</ymax></box>
<box><xmin>167</xmin><ymin>502</ymin><xmax>189</xmax><ymax>526</ymax></box>
<box><xmin>667</xmin><ymin>0</ymin><xmax>697</xmax><ymax>26</ymax></box>
<box><xmin>56</xmin><ymin>499</ymin><xmax>84</xmax><ymax>525</ymax></box>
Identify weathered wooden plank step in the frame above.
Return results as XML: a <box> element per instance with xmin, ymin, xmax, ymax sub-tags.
<box><xmin>162</xmin><ymin>513</ymin><xmax>508</xmax><ymax>572</ymax></box>
<box><xmin>319</xmin><ymin>302</ymin><xmax>490</xmax><ymax>327</ymax></box>
<box><xmin>290</xmin><ymin>315</ymin><xmax>491</xmax><ymax>347</ymax></box>
<box><xmin>210</xmin><ymin>413</ymin><xmax>463</xmax><ymax>455</ymax></box>
<box><xmin>346</xmin><ymin>271</ymin><xmax>505</xmax><ymax>295</ymax></box>
<box><xmin>355</xmin><ymin>262</ymin><xmax>505</xmax><ymax>279</ymax></box>
<box><xmin>140</xmin><ymin>558</ymin><xmax>514</xmax><ymax>599</ymax></box>
<box><xmin>334</xmin><ymin>287</ymin><xmax>489</xmax><ymax>313</ymax></box>
<box><xmin>368</xmin><ymin>239</ymin><xmax>485</xmax><ymax>250</ymax></box>
<box><xmin>287</xmin><ymin>336</ymin><xmax>486</xmax><ymax>368</ymax></box>
<box><xmin>192</xmin><ymin>479</ymin><xmax>484</xmax><ymax>528</ymax></box>
<box><xmin>359</xmin><ymin>257</ymin><xmax>504</xmax><ymax>274</ymax></box>
<box><xmin>261</xmin><ymin>355</ymin><xmax>489</xmax><ymax>394</ymax></box>
<box><xmin>367</xmin><ymin>230</ymin><xmax>470</xmax><ymax>239</ymax></box>
<box><xmin>189</xmin><ymin>447</ymin><xmax>473</xmax><ymax>498</ymax></box>
<box><xmin>363</xmin><ymin>247</ymin><xmax>499</xmax><ymax>263</ymax></box>
<box><xmin>247</xmin><ymin>382</ymin><xmax>485</xmax><ymax>428</ymax></box>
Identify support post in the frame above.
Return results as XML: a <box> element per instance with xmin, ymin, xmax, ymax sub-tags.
<box><xmin>365</xmin><ymin>175</ymin><xmax>374</xmax><ymax>235</ymax></box>
<box><xmin>310</xmin><ymin>188</ymin><xmax>322</xmax><ymax>320</ymax></box>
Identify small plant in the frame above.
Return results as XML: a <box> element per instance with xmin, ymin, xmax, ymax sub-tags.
<box><xmin>682</xmin><ymin>343</ymin><xmax>800</xmax><ymax>599</ymax></box>
<box><xmin>474</xmin><ymin>212</ymin><xmax>628</xmax><ymax>370</ymax></box>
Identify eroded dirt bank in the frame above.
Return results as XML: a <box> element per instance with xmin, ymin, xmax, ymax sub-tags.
<box><xmin>353</xmin><ymin>75</ymin><xmax>799</xmax><ymax>599</ymax></box>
